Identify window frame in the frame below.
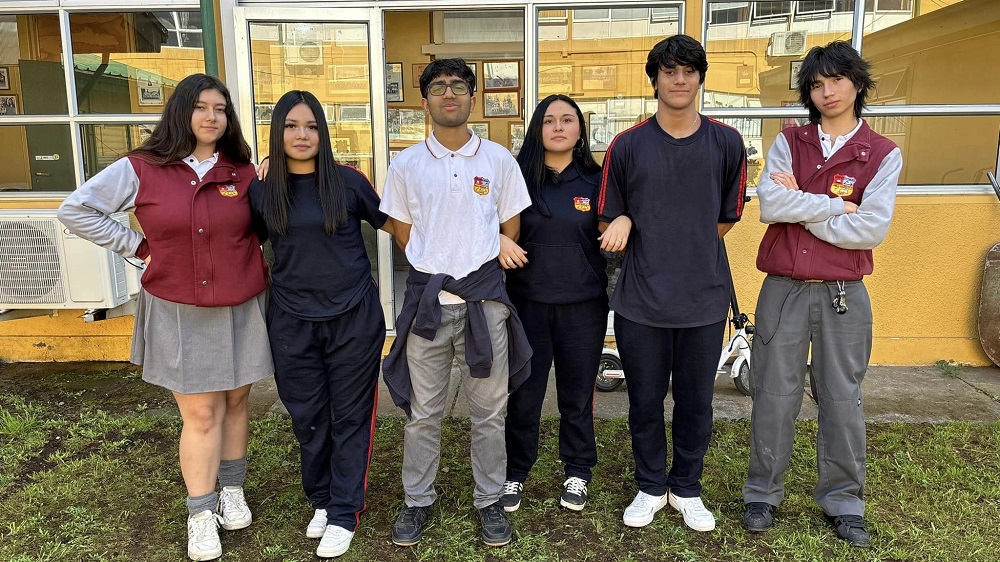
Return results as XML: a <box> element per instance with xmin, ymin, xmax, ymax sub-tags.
<box><xmin>701</xmin><ymin>0</ymin><xmax>1000</xmax><ymax>195</ymax></box>
<box><xmin>0</xmin><ymin>2</ymin><xmax>201</xmax><ymax>199</ymax></box>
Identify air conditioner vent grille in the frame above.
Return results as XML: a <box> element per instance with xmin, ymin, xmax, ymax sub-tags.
<box><xmin>0</xmin><ymin>219</ymin><xmax>64</xmax><ymax>304</ymax></box>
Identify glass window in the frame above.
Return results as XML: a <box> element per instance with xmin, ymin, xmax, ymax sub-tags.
<box><xmin>705</xmin><ymin>1</ymin><xmax>854</xmax><ymax>109</ymax></box>
<box><xmin>80</xmin><ymin>124</ymin><xmax>156</xmax><ymax>180</ymax></box>
<box><xmin>747</xmin><ymin>115</ymin><xmax>1000</xmax><ymax>188</ymax></box>
<box><xmin>248</xmin><ymin>21</ymin><xmax>377</xmax><ymax>277</ymax></box>
<box><xmin>70</xmin><ymin>12</ymin><xmax>205</xmax><ymax>115</ymax></box>
<box><xmin>537</xmin><ymin>5</ymin><xmax>681</xmax><ymax>158</ymax></box>
<box><xmin>862</xmin><ymin>0</ymin><xmax>996</xmax><ymax>105</ymax></box>
<box><xmin>0</xmin><ymin>124</ymin><xmax>74</xmax><ymax>192</ymax></box>
<box><xmin>0</xmin><ymin>14</ymin><xmax>67</xmax><ymax>116</ymax></box>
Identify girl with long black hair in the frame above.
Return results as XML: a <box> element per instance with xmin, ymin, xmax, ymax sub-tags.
<box><xmin>249</xmin><ymin>90</ymin><xmax>391</xmax><ymax>559</ymax></box>
<box><xmin>59</xmin><ymin>73</ymin><xmax>271</xmax><ymax>561</ymax></box>
<box><xmin>498</xmin><ymin>94</ymin><xmax>626</xmax><ymax>513</ymax></box>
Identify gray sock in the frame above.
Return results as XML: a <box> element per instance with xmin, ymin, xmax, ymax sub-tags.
<box><xmin>218</xmin><ymin>457</ymin><xmax>247</xmax><ymax>488</ymax></box>
<box><xmin>187</xmin><ymin>491</ymin><xmax>218</xmax><ymax>517</ymax></box>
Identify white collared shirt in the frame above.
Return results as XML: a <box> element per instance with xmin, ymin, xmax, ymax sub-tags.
<box><xmin>380</xmin><ymin>131</ymin><xmax>530</xmax><ymax>303</ymax></box>
<box><xmin>817</xmin><ymin>120</ymin><xmax>863</xmax><ymax>160</ymax></box>
<box><xmin>183</xmin><ymin>152</ymin><xmax>219</xmax><ymax>180</ymax></box>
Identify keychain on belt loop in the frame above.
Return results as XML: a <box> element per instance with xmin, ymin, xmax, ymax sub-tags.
<box><xmin>832</xmin><ymin>281</ymin><xmax>848</xmax><ymax>314</ymax></box>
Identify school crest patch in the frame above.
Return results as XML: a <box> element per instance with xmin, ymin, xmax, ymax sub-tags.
<box><xmin>473</xmin><ymin>176</ymin><xmax>490</xmax><ymax>196</ymax></box>
<box><xmin>574</xmin><ymin>196</ymin><xmax>591</xmax><ymax>212</ymax></box>
<box><xmin>829</xmin><ymin>174</ymin><xmax>856</xmax><ymax>197</ymax></box>
<box><xmin>218</xmin><ymin>185</ymin><xmax>239</xmax><ymax>198</ymax></box>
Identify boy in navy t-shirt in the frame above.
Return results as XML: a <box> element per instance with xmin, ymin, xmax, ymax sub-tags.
<box><xmin>598</xmin><ymin>34</ymin><xmax>747</xmax><ymax>532</ymax></box>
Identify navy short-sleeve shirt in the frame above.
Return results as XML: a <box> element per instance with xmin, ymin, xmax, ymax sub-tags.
<box><xmin>249</xmin><ymin>165</ymin><xmax>387</xmax><ymax>320</ymax></box>
<box><xmin>598</xmin><ymin>116</ymin><xmax>747</xmax><ymax>328</ymax></box>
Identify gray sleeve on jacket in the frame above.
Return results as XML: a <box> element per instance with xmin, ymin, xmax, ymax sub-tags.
<box><xmin>56</xmin><ymin>157</ymin><xmax>144</xmax><ymax>258</ymax></box>
<box><xmin>756</xmin><ymin>133</ymin><xmax>846</xmax><ymax>224</ymax></box>
<box><xmin>804</xmin><ymin>147</ymin><xmax>902</xmax><ymax>250</ymax></box>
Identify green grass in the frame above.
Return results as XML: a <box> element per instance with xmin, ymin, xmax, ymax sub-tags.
<box><xmin>1</xmin><ymin>383</ymin><xmax>999</xmax><ymax>561</ymax></box>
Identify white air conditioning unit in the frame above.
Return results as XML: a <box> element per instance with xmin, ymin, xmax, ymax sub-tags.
<box><xmin>769</xmin><ymin>31</ymin><xmax>808</xmax><ymax>57</ymax></box>
<box><xmin>0</xmin><ymin>210</ymin><xmax>141</xmax><ymax>310</ymax></box>
<box><xmin>284</xmin><ymin>43</ymin><xmax>324</xmax><ymax>67</ymax></box>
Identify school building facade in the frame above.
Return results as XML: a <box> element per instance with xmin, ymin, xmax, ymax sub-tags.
<box><xmin>0</xmin><ymin>0</ymin><xmax>997</xmax><ymax>365</ymax></box>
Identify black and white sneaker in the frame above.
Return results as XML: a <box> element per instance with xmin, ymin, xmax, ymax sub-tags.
<box><xmin>560</xmin><ymin>477</ymin><xmax>588</xmax><ymax>511</ymax></box>
<box><xmin>498</xmin><ymin>481</ymin><xmax>523</xmax><ymax>512</ymax></box>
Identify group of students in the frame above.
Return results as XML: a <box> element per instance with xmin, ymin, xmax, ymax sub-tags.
<box><xmin>57</xmin><ymin>34</ymin><xmax>900</xmax><ymax>560</ymax></box>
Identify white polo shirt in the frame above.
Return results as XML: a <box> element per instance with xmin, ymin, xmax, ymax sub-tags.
<box><xmin>380</xmin><ymin>130</ymin><xmax>530</xmax><ymax>303</ymax></box>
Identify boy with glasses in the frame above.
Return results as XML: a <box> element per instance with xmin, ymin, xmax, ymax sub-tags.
<box><xmin>380</xmin><ymin>58</ymin><xmax>532</xmax><ymax>548</ymax></box>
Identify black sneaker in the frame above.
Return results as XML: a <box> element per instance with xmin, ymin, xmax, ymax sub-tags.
<box><xmin>478</xmin><ymin>502</ymin><xmax>512</xmax><ymax>547</ymax></box>
<box><xmin>825</xmin><ymin>514</ymin><xmax>870</xmax><ymax>548</ymax></box>
<box><xmin>391</xmin><ymin>506</ymin><xmax>429</xmax><ymax>546</ymax></box>
<box><xmin>498</xmin><ymin>481</ymin><xmax>523</xmax><ymax>513</ymax></box>
<box><xmin>560</xmin><ymin>477</ymin><xmax>588</xmax><ymax>511</ymax></box>
<box><xmin>743</xmin><ymin>502</ymin><xmax>775</xmax><ymax>532</ymax></box>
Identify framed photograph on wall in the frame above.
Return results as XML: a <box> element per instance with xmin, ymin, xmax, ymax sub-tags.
<box><xmin>789</xmin><ymin>60</ymin><xmax>803</xmax><ymax>90</ymax></box>
<box><xmin>388</xmin><ymin>107</ymin><xmax>427</xmax><ymax>142</ymax></box>
<box><xmin>582</xmin><ymin>65</ymin><xmax>616</xmax><ymax>90</ymax></box>
<box><xmin>0</xmin><ymin>67</ymin><xmax>9</xmax><ymax>91</ymax></box>
<box><xmin>386</xmin><ymin>62</ymin><xmax>403</xmax><ymax>102</ymax></box>
<box><xmin>483</xmin><ymin>61</ymin><xmax>519</xmax><ymax>90</ymax></box>
<box><xmin>137</xmin><ymin>80</ymin><xmax>164</xmax><ymax>106</ymax></box>
<box><xmin>0</xmin><ymin>95</ymin><xmax>18</xmax><ymax>115</ymax></box>
<box><xmin>509</xmin><ymin>122</ymin><xmax>524</xmax><ymax>155</ymax></box>
<box><xmin>483</xmin><ymin>91</ymin><xmax>519</xmax><ymax>118</ymax></box>
<box><xmin>412</xmin><ymin>63</ymin><xmax>428</xmax><ymax>83</ymax></box>
<box><xmin>469</xmin><ymin>122</ymin><xmax>489</xmax><ymax>139</ymax></box>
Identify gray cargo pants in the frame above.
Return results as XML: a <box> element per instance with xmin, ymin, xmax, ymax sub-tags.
<box><xmin>743</xmin><ymin>275</ymin><xmax>872</xmax><ymax>517</ymax></box>
<box><xmin>401</xmin><ymin>301</ymin><xmax>510</xmax><ymax>509</ymax></box>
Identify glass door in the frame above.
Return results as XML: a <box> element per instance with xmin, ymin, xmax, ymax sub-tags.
<box><xmin>233</xmin><ymin>7</ymin><xmax>395</xmax><ymax>328</ymax></box>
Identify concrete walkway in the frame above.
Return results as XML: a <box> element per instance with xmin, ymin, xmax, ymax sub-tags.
<box><xmin>251</xmin><ymin>364</ymin><xmax>1000</xmax><ymax>422</ymax></box>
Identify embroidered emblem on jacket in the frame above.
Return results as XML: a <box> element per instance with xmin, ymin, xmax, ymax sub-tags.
<box><xmin>574</xmin><ymin>196</ymin><xmax>591</xmax><ymax>212</ymax></box>
<box><xmin>473</xmin><ymin>176</ymin><xmax>490</xmax><ymax>196</ymax></box>
<box><xmin>829</xmin><ymin>174</ymin><xmax>856</xmax><ymax>197</ymax></box>
<box><xmin>218</xmin><ymin>185</ymin><xmax>239</xmax><ymax>197</ymax></box>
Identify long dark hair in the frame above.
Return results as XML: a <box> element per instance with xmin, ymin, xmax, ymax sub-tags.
<box><xmin>516</xmin><ymin>94</ymin><xmax>601</xmax><ymax>216</ymax></box>
<box><xmin>258</xmin><ymin>90</ymin><xmax>347</xmax><ymax>235</ymax></box>
<box><xmin>131</xmin><ymin>73</ymin><xmax>251</xmax><ymax>164</ymax></box>
<box><xmin>797</xmin><ymin>40</ymin><xmax>874</xmax><ymax>123</ymax></box>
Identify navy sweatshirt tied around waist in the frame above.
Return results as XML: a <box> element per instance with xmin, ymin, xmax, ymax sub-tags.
<box><xmin>382</xmin><ymin>259</ymin><xmax>533</xmax><ymax>416</ymax></box>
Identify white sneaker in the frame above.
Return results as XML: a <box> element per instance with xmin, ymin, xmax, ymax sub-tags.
<box><xmin>187</xmin><ymin>510</ymin><xmax>222</xmax><ymax>561</ymax></box>
<box><xmin>218</xmin><ymin>486</ymin><xmax>252</xmax><ymax>531</ymax></box>
<box><xmin>622</xmin><ymin>491</ymin><xmax>668</xmax><ymax>527</ymax></box>
<box><xmin>316</xmin><ymin>525</ymin><xmax>354</xmax><ymax>558</ymax></box>
<box><xmin>306</xmin><ymin>508</ymin><xmax>328</xmax><ymax>539</ymax></box>
<box><xmin>668</xmin><ymin>492</ymin><xmax>716</xmax><ymax>532</ymax></box>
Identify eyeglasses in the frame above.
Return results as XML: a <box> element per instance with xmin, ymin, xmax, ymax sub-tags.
<box><xmin>427</xmin><ymin>81</ymin><xmax>470</xmax><ymax>96</ymax></box>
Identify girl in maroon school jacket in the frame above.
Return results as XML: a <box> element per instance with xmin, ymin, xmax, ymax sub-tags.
<box><xmin>59</xmin><ymin>74</ymin><xmax>271</xmax><ymax>562</ymax></box>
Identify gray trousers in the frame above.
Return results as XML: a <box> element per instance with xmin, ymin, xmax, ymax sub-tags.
<box><xmin>402</xmin><ymin>301</ymin><xmax>510</xmax><ymax>509</ymax></box>
<box><xmin>743</xmin><ymin>275</ymin><xmax>872</xmax><ymax>516</ymax></box>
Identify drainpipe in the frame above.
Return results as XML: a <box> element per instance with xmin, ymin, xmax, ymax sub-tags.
<box><xmin>201</xmin><ymin>0</ymin><xmax>220</xmax><ymax>77</ymax></box>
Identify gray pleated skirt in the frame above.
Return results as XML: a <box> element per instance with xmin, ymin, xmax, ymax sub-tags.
<box><xmin>131</xmin><ymin>289</ymin><xmax>273</xmax><ymax>394</ymax></box>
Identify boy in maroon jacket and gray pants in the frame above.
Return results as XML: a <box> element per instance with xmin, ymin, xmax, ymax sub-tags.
<box><xmin>741</xmin><ymin>41</ymin><xmax>902</xmax><ymax>548</ymax></box>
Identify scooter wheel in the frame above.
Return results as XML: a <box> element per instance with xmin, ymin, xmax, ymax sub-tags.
<box><xmin>733</xmin><ymin>360</ymin><xmax>751</xmax><ymax>397</ymax></box>
<box><xmin>596</xmin><ymin>353</ymin><xmax>625</xmax><ymax>392</ymax></box>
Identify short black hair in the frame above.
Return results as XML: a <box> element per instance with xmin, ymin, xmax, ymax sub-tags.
<box><xmin>645</xmin><ymin>34</ymin><xmax>708</xmax><ymax>91</ymax></box>
<box><xmin>797</xmin><ymin>40</ymin><xmax>874</xmax><ymax>123</ymax></box>
<box><xmin>419</xmin><ymin>58</ymin><xmax>476</xmax><ymax>98</ymax></box>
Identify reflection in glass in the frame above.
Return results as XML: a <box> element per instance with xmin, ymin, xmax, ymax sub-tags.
<box><xmin>862</xmin><ymin>0</ymin><xmax>998</xmax><ymax>105</ymax></box>
<box><xmin>0</xmin><ymin>125</ymin><xmax>74</xmax><ymax>192</ymax></box>
<box><xmin>538</xmin><ymin>6</ymin><xmax>681</xmax><ymax>159</ymax></box>
<box><xmin>704</xmin><ymin>1</ymin><xmax>853</xmax><ymax>109</ymax></box>
<box><xmin>70</xmin><ymin>12</ymin><xmax>205</xmax><ymax>115</ymax></box>
<box><xmin>248</xmin><ymin>22</ymin><xmax>377</xmax><ymax>277</ymax></box>
<box><xmin>0</xmin><ymin>14</ymin><xmax>68</xmax><ymax>116</ymax></box>
<box><xmin>80</xmin><ymin>124</ymin><xmax>157</xmax><ymax>180</ymax></box>
<box><xmin>749</xmin><ymin>115</ymin><xmax>1000</xmax><ymax>187</ymax></box>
